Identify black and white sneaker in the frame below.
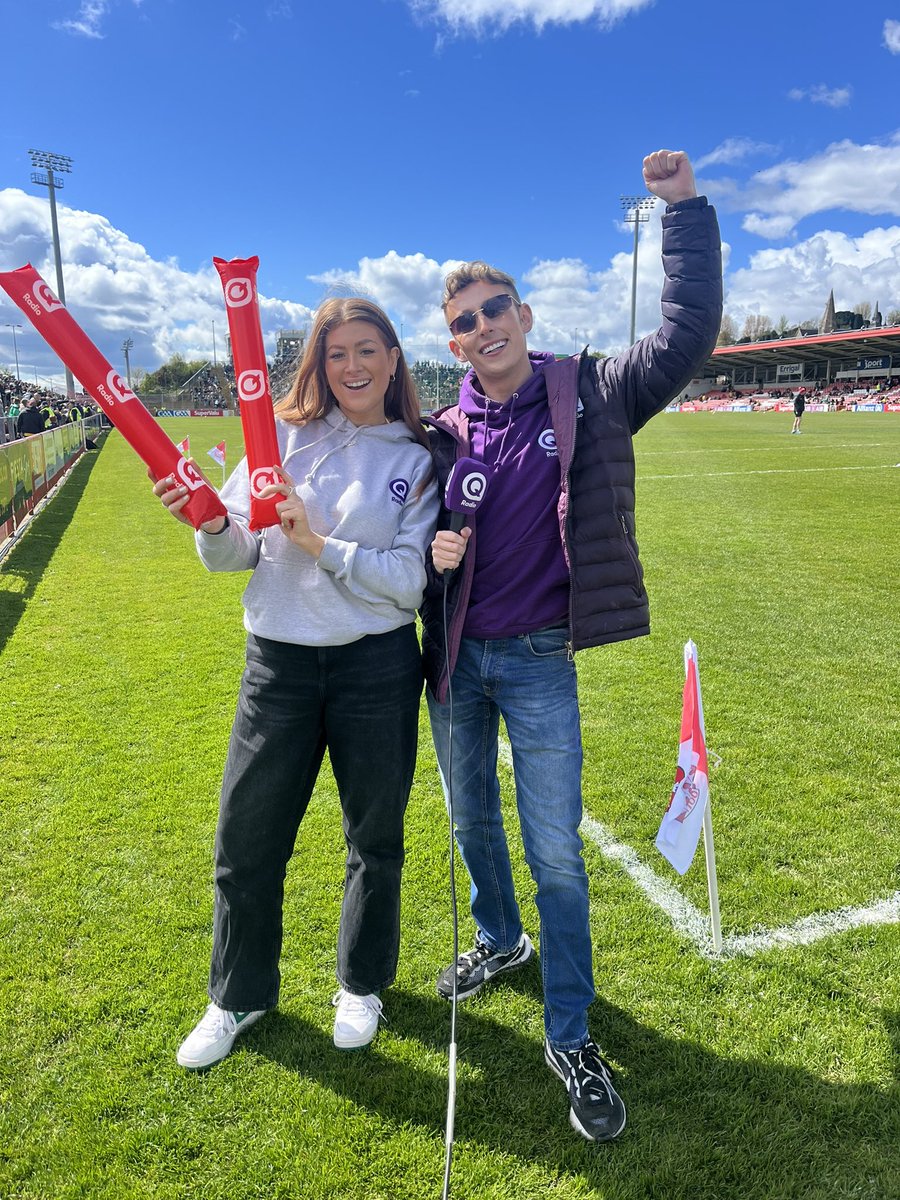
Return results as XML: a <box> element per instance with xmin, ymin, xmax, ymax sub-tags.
<box><xmin>436</xmin><ymin>933</ymin><xmax>535</xmax><ymax>1000</ymax></box>
<box><xmin>544</xmin><ymin>1039</ymin><xmax>627</xmax><ymax>1142</ymax></box>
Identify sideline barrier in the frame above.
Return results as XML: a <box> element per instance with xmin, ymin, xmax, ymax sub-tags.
<box><xmin>0</xmin><ymin>416</ymin><xmax>103</xmax><ymax>559</ymax></box>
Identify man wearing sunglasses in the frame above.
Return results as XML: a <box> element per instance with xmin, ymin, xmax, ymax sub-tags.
<box><xmin>420</xmin><ymin>150</ymin><xmax>722</xmax><ymax>1143</ymax></box>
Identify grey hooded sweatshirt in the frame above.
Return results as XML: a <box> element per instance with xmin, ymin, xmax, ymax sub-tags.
<box><xmin>196</xmin><ymin>409</ymin><xmax>438</xmax><ymax>647</ymax></box>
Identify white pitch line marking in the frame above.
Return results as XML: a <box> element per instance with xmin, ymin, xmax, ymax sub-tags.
<box><xmin>497</xmin><ymin>736</ymin><xmax>900</xmax><ymax>958</ymax></box>
<box><xmin>638</xmin><ymin>442</ymin><xmax>887</xmax><ymax>457</ymax></box>
<box><xmin>641</xmin><ymin>464</ymin><xmax>896</xmax><ymax>481</ymax></box>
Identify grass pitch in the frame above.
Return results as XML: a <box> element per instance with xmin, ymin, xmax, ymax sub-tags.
<box><xmin>1</xmin><ymin>412</ymin><xmax>898</xmax><ymax>1199</ymax></box>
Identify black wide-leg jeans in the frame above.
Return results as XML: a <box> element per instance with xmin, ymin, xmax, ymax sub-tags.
<box><xmin>208</xmin><ymin>624</ymin><xmax>423</xmax><ymax>1011</ymax></box>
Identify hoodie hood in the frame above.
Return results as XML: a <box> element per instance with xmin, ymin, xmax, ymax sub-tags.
<box><xmin>280</xmin><ymin>408</ymin><xmax>419</xmax><ymax>485</ymax></box>
<box><xmin>459</xmin><ymin>350</ymin><xmax>557</xmax><ymax>418</ymax></box>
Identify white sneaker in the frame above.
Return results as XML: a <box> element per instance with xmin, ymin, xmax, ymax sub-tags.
<box><xmin>176</xmin><ymin>1002</ymin><xmax>266</xmax><ymax>1070</ymax></box>
<box><xmin>332</xmin><ymin>989</ymin><xmax>383</xmax><ymax>1050</ymax></box>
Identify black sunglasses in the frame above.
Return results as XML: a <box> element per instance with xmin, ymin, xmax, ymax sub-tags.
<box><xmin>448</xmin><ymin>293</ymin><xmax>519</xmax><ymax>338</ymax></box>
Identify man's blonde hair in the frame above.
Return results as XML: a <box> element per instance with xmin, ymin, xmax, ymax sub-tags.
<box><xmin>442</xmin><ymin>261</ymin><xmax>521</xmax><ymax>313</ymax></box>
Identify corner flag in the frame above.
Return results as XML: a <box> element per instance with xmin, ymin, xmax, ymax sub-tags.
<box><xmin>208</xmin><ymin>441</ymin><xmax>226</xmax><ymax>467</ymax></box>
<box><xmin>656</xmin><ymin>641</ymin><xmax>710</xmax><ymax>876</ymax></box>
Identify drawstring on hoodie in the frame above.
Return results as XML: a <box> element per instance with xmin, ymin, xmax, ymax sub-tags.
<box><xmin>295</xmin><ymin>418</ymin><xmax>361</xmax><ymax>485</ymax></box>
<box><xmin>472</xmin><ymin>391</ymin><xmax>518</xmax><ymax>476</ymax></box>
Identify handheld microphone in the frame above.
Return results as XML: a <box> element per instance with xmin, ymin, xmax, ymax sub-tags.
<box><xmin>444</xmin><ymin>457</ymin><xmax>490</xmax><ymax>535</ymax></box>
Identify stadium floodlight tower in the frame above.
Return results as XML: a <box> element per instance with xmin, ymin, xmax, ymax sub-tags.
<box><xmin>4</xmin><ymin>323</ymin><xmax>23</xmax><ymax>380</ymax></box>
<box><xmin>29</xmin><ymin>148</ymin><xmax>75</xmax><ymax>397</ymax></box>
<box><xmin>122</xmin><ymin>338</ymin><xmax>134</xmax><ymax>389</ymax></box>
<box><xmin>620</xmin><ymin>194</ymin><xmax>655</xmax><ymax>346</ymax></box>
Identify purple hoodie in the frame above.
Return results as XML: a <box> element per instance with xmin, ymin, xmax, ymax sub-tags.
<box><xmin>460</xmin><ymin>351</ymin><xmax>570</xmax><ymax>638</ymax></box>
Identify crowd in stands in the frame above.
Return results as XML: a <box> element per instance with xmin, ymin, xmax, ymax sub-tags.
<box><xmin>690</xmin><ymin>376</ymin><xmax>900</xmax><ymax>411</ymax></box>
<box><xmin>0</xmin><ymin>372</ymin><xmax>101</xmax><ymax>442</ymax></box>
<box><xmin>145</xmin><ymin>355</ymin><xmax>469</xmax><ymax>414</ymax></box>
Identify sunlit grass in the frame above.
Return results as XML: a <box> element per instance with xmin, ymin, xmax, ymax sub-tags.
<box><xmin>1</xmin><ymin>413</ymin><xmax>898</xmax><ymax>1199</ymax></box>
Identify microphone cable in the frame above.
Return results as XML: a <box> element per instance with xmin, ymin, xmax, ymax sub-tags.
<box><xmin>440</xmin><ymin>570</ymin><xmax>459</xmax><ymax>1200</ymax></box>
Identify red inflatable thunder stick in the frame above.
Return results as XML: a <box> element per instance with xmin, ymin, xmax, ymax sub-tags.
<box><xmin>213</xmin><ymin>257</ymin><xmax>283</xmax><ymax>530</ymax></box>
<box><xmin>0</xmin><ymin>264</ymin><xmax>226</xmax><ymax>530</ymax></box>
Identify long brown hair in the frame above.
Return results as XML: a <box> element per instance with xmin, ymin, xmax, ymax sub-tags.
<box><xmin>275</xmin><ymin>297</ymin><xmax>430</xmax><ymax>452</ymax></box>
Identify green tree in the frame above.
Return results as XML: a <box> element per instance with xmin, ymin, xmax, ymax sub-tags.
<box><xmin>141</xmin><ymin>354</ymin><xmax>207</xmax><ymax>393</ymax></box>
<box><xmin>717</xmin><ymin>314</ymin><xmax>738</xmax><ymax>346</ymax></box>
<box><xmin>740</xmin><ymin>314</ymin><xmax>773</xmax><ymax>342</ymax></box>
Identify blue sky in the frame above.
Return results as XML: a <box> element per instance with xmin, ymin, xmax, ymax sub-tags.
<box><xmin>2</xmin><ymin>0</ymin><xmax>900</xmax><ymax>387</ymax></box>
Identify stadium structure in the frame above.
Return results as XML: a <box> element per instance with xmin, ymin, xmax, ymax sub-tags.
<box><xmin>677</xmin><ymin>293</ymin><xmax>900</xmax><ymax>408</ymax></box>
<box><xmin>704</xmin><ymin>325</ymin><xmax>900</xmax><ymax>390</ymax></box>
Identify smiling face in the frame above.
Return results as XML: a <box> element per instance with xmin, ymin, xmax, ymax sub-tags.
<box><xmin>446</xmin><ymin>281</ymin><xmax>534</xmax><ymax>402</ymax></box>
<box><xmin>324</xmin><ymin>320</ymin><xmax>400</xmax><ymax>425</ymax></box>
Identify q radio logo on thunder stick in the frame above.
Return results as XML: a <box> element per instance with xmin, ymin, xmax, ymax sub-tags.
<box><xmin>98</xmin><ymin>370</ymin><xmax>138</xmax><ymax>406</ymax></box>
<box><xmin>176</xmin><ymin>458</ymin><xmax>206</xmax><ymax>492</ymax></box>
<box><xmin>224</xmin><ymin>277</ymin><xmax>254</xmax><ymax>308</ymax></box>
<box><xmin>237</xmin><ymin>369</ymin><xmax>267</xmax><ymax>403</ymax></box>
<box><xmin>33</xmin><ymin>280</ymin><xmax>64</xmax><ymax>313</ymax></box>
<box><xmin>22</xmin><ymin>279</ymin><xmax>65</xmax><ymax>318</ymax></box>
<box><xmin>250</xmin><ymin>466</ymin><xmax>280</xmax><ymax>499</ymax></box>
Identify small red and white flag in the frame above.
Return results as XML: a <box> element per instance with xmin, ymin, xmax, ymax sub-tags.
<box><xmin>656</xmin><ymin>641</ymin><xmax>710</xmax><ymax>875</ymax></box>
<box><xmin>176</xmin><ymin>436</ymin><xmax>190</xmax><ymax>458</ymax></box>
<box><xmin>207</xmin><ymin>441</ymin><xmax>226</xmax><ymax>467</ymax></box>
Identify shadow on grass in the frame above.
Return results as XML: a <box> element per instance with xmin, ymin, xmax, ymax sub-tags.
<box><xmin>0</xmin><ymin>442</ymin><xmax>106</xmax><ymax>655</ymax></box>
<box><xmin>252</xmin><ymin>985</ymin><xmax>900</xmax><ymax>1199</ymax></box>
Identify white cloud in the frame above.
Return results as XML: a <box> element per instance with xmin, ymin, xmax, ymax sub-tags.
<box><xmin>706</xmin><ymin>134</ymin><xmax>900</xmax><ymax>240</ymax></box>
<box><xmin>3</xmin><ymin>185</ymin><xmax>898</xmax><ymax>393</ymax></box>
<box><xmin>741</xmin><ymin>213</ymin><xmax>798</xmax><ymax>240</ymax></box>
<box><xmin>53</xmin><ymin>0</ymin><xmax>109</xmax><ymax>38</ymax></box>
<box><xmin>408</xmin><ymin>0</ymin><xmax>654</xmax><ymax>34</ymax></box>
<box><xmin>884</xmin><ymin>19</ymin><xmax>900</xmax><ymax>54</ymax></box>
<box><xmin>0</xmin><ymin>189</ymin><xmax>312</xmax><ymax>384</ymax></box>
<box><xmin>694</xmin><ymin>138</ymin><xmax>778</xmax><ymax>171</ymax></box>
<box><xmin>723</xmin><ymin>226</ymin><xmax>900</xmax><ymax>329</ymax></box>
<box><xmin>788</xmin><ymin>84</ymin><xmax>852</xmax><ymax>108</ymax></box>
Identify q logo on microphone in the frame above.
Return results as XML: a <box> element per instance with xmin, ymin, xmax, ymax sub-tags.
<box><xmin>34</xmin><ymin>280</ymin><xmax>64</xmax><ymax>313</ymax></box>
<box><xmin>224</xmin><ymin>278</ymin><xmax>254</xmax><ymax>308</ymax></box>
<box><xmin>250</xmin><ymin>466</ymin><xmax>280</xmax><ymax>498</ymax></box>
<box><xmin>461</xmin><ymin>470</ymin><xmax>487</xmax><ymax>506</ymax></box>
<box><xmin>238</xmin><ymin>369</ymin><xmax>266</xmax><ymax>402</ymax></box>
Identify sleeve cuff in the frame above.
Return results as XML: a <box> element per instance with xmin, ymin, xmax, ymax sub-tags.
<box><xmin>316</xmin><ymin>537</ymin><xmax>343</xmax><ymax>574</ymax></box>
<box><xmin>665</xmin><ymin>195</ymin><xmax>709</xmax><ymax>213</ymax></box>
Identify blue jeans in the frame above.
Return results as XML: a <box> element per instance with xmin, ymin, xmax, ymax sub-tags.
<box><xmin>210</xmin><ymin>626</ymin><xmax>422</xmax><ymax>1011</ymax></box>
<box><xmin>427</xmin><ymin>628</ymin><xmax>594</xmax><ymax>1051</ymax></box>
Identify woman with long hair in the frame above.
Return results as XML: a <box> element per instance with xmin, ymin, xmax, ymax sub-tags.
<box><xmin>154</xmin><ymin>297</ymin><xmax>437</xmax><ymax>1066</ymax></box>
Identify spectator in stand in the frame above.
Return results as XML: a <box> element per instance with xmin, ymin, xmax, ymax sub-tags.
<box><xmin>17</xmin><ymin>399</ymin><xmax>45</xmax><ymax>437</ymax></box>
<box><xmin>791</xmin><ymin>388</ymin><xmax>806</xmax><ymax>434</ymax></box>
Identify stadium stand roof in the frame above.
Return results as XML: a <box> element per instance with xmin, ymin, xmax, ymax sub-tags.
<box><xmin>703</xmin><ymin>325</ymin><xmax>900</xmax><ymax>378</ymax></box>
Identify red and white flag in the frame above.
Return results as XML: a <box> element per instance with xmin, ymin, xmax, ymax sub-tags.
<box><xmin>208</xmin><ymin>441</ymin><xmax>226</xmax><ymax>467</ymax></box>
<box><xmin>656</xmin><ymin>641</ymin><xmax>709</xmax><ymax>875</ymax></box>
<box><xmin>176</xmin><ymin>436</ymin><xmax>190</xmax><ymax>458</ymax></box>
